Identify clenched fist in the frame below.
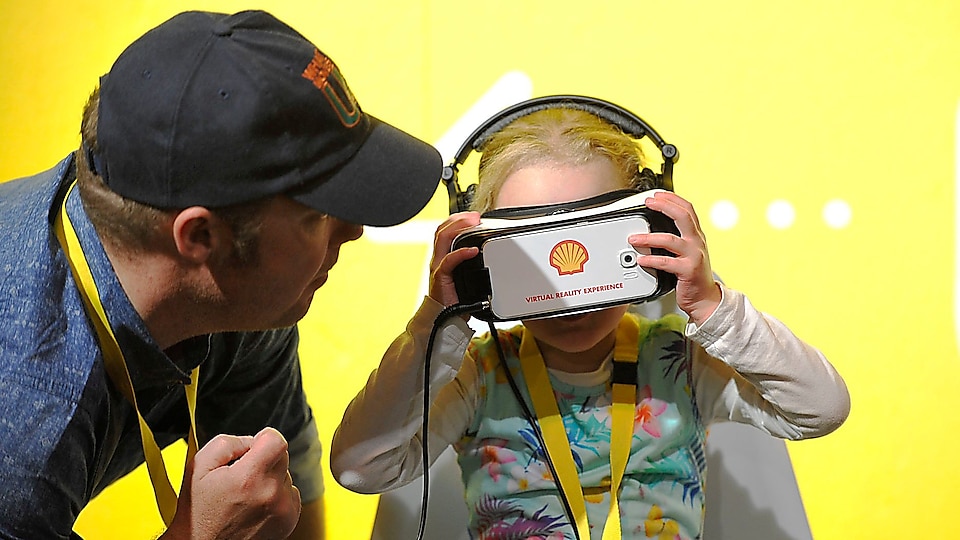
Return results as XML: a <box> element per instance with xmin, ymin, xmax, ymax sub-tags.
<box><xmin>161</xmin><ymin>427</ymin><xmax>302</xmax><ymax>540</ymax></box>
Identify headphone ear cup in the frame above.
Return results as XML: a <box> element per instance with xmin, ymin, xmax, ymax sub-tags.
<box><xmin>458</xmin><ymin>184</ymin><xmax>477</xmax><ymax>213</ymax></box>
<box><xmin>636</xmin><ymin>168</ymin><xmax>661</xmax><ymax>191</ymax></box>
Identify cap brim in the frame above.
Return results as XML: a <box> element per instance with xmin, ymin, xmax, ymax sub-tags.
<box><xmin>291</xmin><ymin>116</ymin><xmax>441</xmax><ymax>227</ymax></box>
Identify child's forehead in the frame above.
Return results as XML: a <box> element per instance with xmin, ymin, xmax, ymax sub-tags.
<box><xmin>494</xmin><ymin>160</ymin><xmax>624</xmax><ymax>208</ymax></box>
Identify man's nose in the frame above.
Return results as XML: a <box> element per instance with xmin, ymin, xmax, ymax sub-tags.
<box><xmin>338</xmin><ymin>220</ymin><xmax>363</xmax><ymax>243</ymax></box>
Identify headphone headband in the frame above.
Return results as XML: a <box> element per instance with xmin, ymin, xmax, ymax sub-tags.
<box><xmin>441</xmin><ymin>95</ymin><xmax>679</xmax><ymax>214</ymax></box>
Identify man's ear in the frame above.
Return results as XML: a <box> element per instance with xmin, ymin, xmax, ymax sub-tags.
<box><xmin>171</xmin><ymin>207</ymin><xmax>225</xmax><ymax>263</ymax></box>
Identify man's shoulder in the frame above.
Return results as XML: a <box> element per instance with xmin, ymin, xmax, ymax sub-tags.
<box><xmin>0</xmin><ymin>155</ymin><xmax>74</xmax><ymax>260</ymax></box>
<box><xmin>0</xmin><ymin>154</ymin><xmax>74</xmax><ymax>205</ymax></box>
<box><xmin>0</xmin><ymin>155</ymin><xmax>99</xmax><ymax>398</ymax></box>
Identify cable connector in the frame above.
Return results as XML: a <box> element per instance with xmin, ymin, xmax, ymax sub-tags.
<box><xmin>434</xmin><ymin>300</ymin><xmax>489</xmax><ymax>324</ymax></box>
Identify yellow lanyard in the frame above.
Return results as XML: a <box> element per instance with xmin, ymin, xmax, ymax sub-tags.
<box><xmin>518</xmin><ymin>316</ymin><xmax>639</xmax><ymax>540</ymax></box>
<box><xmin>53</xmin><ymin>185</ymin><xmax>199</xmax><ymax>527</ymax></box>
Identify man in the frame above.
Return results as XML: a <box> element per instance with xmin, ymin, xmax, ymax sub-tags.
<box><xmin>0</xmin><ymin>9</ymin><xmax>440</xmax><ymax>540</ymax></box>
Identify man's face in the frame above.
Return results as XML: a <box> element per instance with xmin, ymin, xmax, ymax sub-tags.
<box><xmin>215</xmin><ymin>196</ymin><xmax>363</xmax><ymax>330</ymax></box>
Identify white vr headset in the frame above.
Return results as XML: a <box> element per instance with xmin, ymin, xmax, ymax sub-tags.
<box><xmin>451</xmin><ymin>189</ymin><xmax>679</xmax><ymax>321</ymax></box>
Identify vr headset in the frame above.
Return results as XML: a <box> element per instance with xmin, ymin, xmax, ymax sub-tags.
<box><xmin>442</xmin><ymin>95</ymin><xmax>681</xmax><ymax>322</ymax></box>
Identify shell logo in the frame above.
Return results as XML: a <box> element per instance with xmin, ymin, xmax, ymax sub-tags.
<box><xmin>550</xmin><ymin>240</ymin><xmax>589</xmax><ymax>275</ymax></box>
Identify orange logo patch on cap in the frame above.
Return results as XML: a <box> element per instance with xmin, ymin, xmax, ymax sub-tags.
<box><xmin>550</xmin><ymin>240</ymin><xmax>588</xmax><ymax>275</ymax></box>
<box><xmin>302</xmin><ymin>49</ymin><xmax>361</xmax><ymax>127</ymax></box>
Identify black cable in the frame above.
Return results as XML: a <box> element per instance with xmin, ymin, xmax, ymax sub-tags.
<box><xmin>416</xmin><ymin>304</ymin><xmax>580</xmax><ymax>540</ymax></box>
<box><xmin>487</xmin><ymin>321</ymin><xmax>581</xmax><ymax>540</ymax></box>
<box><xmin>416</xmin><ymin>300</ymin><xmax>488</xmax><ymax>540</ymax></box>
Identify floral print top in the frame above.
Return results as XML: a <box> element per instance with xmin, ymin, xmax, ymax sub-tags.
<box><xmin>455</xmin><ymin>314</ymin><xmax>707</xmax><ymax>539</ymax></box>
<box><xmin>330</xmin><ymin>288</ymin><xmax>849</xmax><ymax>540</ymax></box>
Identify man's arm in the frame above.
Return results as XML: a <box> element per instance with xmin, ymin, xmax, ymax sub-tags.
<box><xmin>288</xmin><ymin>498</ymin><xmax>325</xmax><ymax>540</ymax></box>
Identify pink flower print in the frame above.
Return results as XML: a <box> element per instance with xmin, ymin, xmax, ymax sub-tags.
<box><xmin>480</xmin><ymin>439</ymin><xmax>517</xmax><ymax>483</ymax></box>
<box><xmin>635</xmin><ymin>385</ymin><xmax>668</xmax><ymax>438</ymax></box>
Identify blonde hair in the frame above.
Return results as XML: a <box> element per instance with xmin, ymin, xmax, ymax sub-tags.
<box><xmin>470</xmin><ymin>107</ymin><xmax>654</xmax><ymax>213</ymax></box>
<box><xmin>76</xmin><ymin>87</ymin><xmax>266</xmax><ymax>264</ymax></box>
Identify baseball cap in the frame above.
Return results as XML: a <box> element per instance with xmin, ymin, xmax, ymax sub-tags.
<box><xmin>92</xmin><ymin>10</ymin><xmax>441</xmax><ymax>227</ymax></box>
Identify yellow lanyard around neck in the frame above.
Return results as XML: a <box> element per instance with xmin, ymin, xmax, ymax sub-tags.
<box><xmin>518</xmin><ymin>316</ymin><xmax>640</xmax><ymax>540</ymax></box>
<box><xmin>53</xmin><ymin>184</ymin><xmax>198</xmax><ymax>527</ymax></box>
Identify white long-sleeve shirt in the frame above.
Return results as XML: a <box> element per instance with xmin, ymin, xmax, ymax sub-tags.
<box><xmin>332</xmin><ymin>284</ymin><xmax>848</xmax><ymax>489</ymax></box>
<box><xmin>330</xmin><ymin>285</ymin><xmax>849</xmax><ymax>538</ymax></box>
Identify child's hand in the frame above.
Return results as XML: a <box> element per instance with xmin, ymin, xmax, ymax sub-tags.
<box><xmin>628</xmin><ymin>191</ymin><xmax>722</xmax><ymax>326</ymax></box>
<box><xmin>429</xmin><ymin>212</ymin><xmax>481</xmax><ymax>307</ymax></box>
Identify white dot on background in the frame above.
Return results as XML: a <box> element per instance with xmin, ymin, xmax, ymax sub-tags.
<box><xmin>709</xmin><ymin>200</ymin><xmax>739</xmax><ymax>230</ymax></box>
<box><xmin>823</xmin><ymin>199</ymin><xmax>852</xmax><ymax>229</ymax></box>
<box><xmin>766</xmin><ymin>200</ymin><xmax>795</xmax><ymax>229</ymax></box>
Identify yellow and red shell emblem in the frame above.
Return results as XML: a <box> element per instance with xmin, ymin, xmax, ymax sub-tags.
<box><xmin>550</xmin><ymin>240</ymin><xmax>589</xmax><ymax>275</ymax></box>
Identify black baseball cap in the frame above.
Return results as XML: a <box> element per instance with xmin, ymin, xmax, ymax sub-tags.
<box><xmin>92</xmin><ymin>10</ymin><xmax>441</xmax><ymax>226</ymax></box>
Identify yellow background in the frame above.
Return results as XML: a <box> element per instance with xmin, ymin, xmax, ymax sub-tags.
<box><xmin>2</xmin><ymin>1</ymin><xmax>959</xmax><ymax>538</ymax></box>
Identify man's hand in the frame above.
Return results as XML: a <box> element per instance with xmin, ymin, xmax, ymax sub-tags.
<box><xmin>161</xmin><ymin>428</ymin><xmax>302</xmax><ymax>540</ymax></box>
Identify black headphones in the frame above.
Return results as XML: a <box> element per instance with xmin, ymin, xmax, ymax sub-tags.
<box><xmin>440</xmin><ymin>94</ymin><xmax>679</xmax><ymax>215</ymax></box>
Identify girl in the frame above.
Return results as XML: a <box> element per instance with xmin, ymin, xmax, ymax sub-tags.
<box><xmin>330</xmin><ymin>104</ymin><xmax>849</xmax><ymax>539</ymax></box>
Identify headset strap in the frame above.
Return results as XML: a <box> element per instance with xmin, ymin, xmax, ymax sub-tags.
<box><xmin>518</xmin><ymin>316</ymin><xmax>639</xmax><ymax>539</ymax></box>
<box><xmin>54</xmin><ymin>183</ymin><xmax>198</xmax><ymax>527</ymax></box>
